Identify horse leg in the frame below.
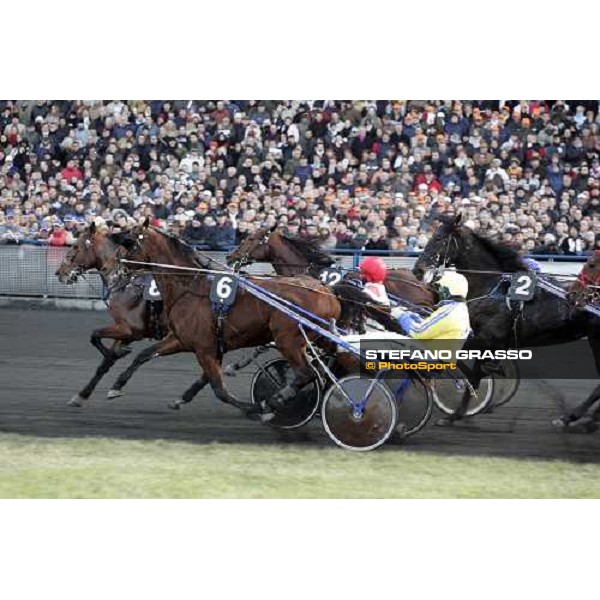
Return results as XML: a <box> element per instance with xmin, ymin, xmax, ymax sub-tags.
<box><xmin>269</xmin><ymin>335</ymin><xmax>316</xmax><ymax>408</ymax></box>
<box><xmin>554</xmin><ymin>335</ymin><xmax>600</xmax><ymax>430</ymax></box>
<box><xmin>68</xmin><ymin>323</ymin><xmax>135</xmax><ymax>407</ymax></box>
<box><xmin>107</xmin><ymin>333</ymin><xmax>183</xmax><ymax>399</ymax></box>
<box><xmin>436</xmin><ymin>360</ymin><xmax>480</xmax><ymax>426</ymax></box>
<box><xmin>223</xmin><ymin>345</ymin><xmax>270</xmax><ymax>377</ymax></box>
<box><xmin>193</xmin><ymin>352</ymin><xmax>263</xmax><ymax>419</ymax></box>
<box><xmin>90</xmin><ymin>324</ymin><xmax>134</xmax><ymax>360</ymax></box>
<box><xmin>167</xmin><ymin>374</ymin><xmax>209</xmax><ymax>410</ymax></box>
<box><xmin>553</xmin><ymin>383</ymin><xmax>600</xmax><ymax>429</ymax></box>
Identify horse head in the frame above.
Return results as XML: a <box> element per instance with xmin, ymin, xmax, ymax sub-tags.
<box><xmin>226</xmin><ymin>224</ymin><xmax>277</xmax><ymax>268</ymax></box>
<box><xmin>413</xmin><ymin>214</ymin><xmax>464</xmax><ymax>280</ymax></box>
<box><xmin>414</xmin><ymin>213</ymin><xmax>525</xmax><ymax>282</ymax></box>
<box><xmin>568</xmin><ymin>251</ymin><xmax>600</xmax><ymax>308</ymax></box>
<box><xmin>55</xmin><ymin>222</ymin><xmax>119</xmax><ymax>283</ymax></box>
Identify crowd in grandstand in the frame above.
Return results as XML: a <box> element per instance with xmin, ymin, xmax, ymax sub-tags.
<box><xmin>1</xmin><ymin>99</ymin><xmax>600</xmax><ymax>256</ymax></box>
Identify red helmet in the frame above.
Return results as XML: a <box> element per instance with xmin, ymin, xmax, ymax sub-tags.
<box><xmin>359</xmin><ymin>256</ymin><xmax>388</xmax><ymax>283</ymax></box>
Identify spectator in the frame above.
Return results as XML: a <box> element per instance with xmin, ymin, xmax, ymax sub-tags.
<box><xmin>47</xmin><ymin>221</ymin><xmax>73</xmax><ymax>246</ymax></box>
<box><xmin>213</xmin><ymin>211</ymin><xmax>235</xmax><ymax>250</ymax></box>
<box><xmin>0</xmin><ymin>99</ymin><xmax>599</xmax><ymax>258</ymax></box>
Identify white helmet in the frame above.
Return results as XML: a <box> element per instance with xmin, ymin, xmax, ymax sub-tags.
<box><xmin>436</xmin><ymin>270</ymin><xmax>468</xmax><ymax>299</ymax></box>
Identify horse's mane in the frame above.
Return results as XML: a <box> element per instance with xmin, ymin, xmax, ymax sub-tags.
<box><xmin>279</xmin><ymin>234</ymin><xmax>335</xmax><ymax>267</ymax></box>
<box><xmin>154</xmin><ymin>228</ymin><xmax>214</xmax><ymax>269</ymax></box>
<box><xmin>467</xmin><ymin>229</ymin><xmax>524</xmax><ymax>272</ymax></box>
<box><xmin>445</xmin><ymin>223</ymin><xmax>522</xmax><ymax>273</ymax></box>
<box><xmin>435</xmin><ymin>215</ymin><xmax>524</xmax><ymax>272</ymax></box>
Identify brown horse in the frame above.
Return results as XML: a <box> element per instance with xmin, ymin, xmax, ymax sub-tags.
<box><xmin>56</xmin><ymin>222</ymin><xmax>170</xmax><ymax>406</ymax></box>
<box><xmin>56</xmin><ymin>223</ymin><xmax>247</xmax><ymax>410</ymax></box>
<box><xmin>111</xmin><ymin>221</ymin><xmax>349</xmax><ymax>420</ymax></box>
<box><xmin>226</xmin><ymin>226</ymin><xmax>435</xmax><ymax>309</ymax></box>
<box><xmin>568</xmin><ymin>251</ymin><xmax>600</xmax><ymax>308</ymax></box>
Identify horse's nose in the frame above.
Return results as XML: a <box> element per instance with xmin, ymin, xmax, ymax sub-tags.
<box><xmin>412</xmin><ymin>264</ymin><xmax>425</xmax><ymax>280</ymax></box>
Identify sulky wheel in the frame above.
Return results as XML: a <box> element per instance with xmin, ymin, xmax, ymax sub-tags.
<box><xmin>250</xmin><ymin>358</ymin><xmax>320</xmax><ymax>429</ymax></box>
<box><xmin>432</xmin><ymin>372</ymin><xmax>494</xmax><ymax>417</ymax></box>
<box><xmin>488</xmin><ymin>359</ymin><xmax>520</xmax><ymax>408</ymax></box>
<box><xmin>387</xmin><ymin>372</ymin><xmax>434</xmax><ymax>437</ymax></box>
<box><xmin>321</xmin><ymin>375</ymin><xmax>397</xmax><ymax>451</ymax></box>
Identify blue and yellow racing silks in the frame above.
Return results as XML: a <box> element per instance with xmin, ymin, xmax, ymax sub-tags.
<box><xmin>396</xmin><ymin>300</ymin><xmax>471</xmax><ymax>341</ymax></box>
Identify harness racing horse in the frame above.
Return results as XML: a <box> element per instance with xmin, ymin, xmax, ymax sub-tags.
<box><xmin>226</xmin><ymin>225</ymin><xmax>435</xmax><ymax>310</ymax></box>
<box><xmin>568</xmin><ymin>251</ymin><xmax>600</xmax><ymax>309</ymax></box>
<box><xmin>413</xmin><ymin>214</ymin><xmax>600</xmax><ymax>429</ymax></box>
<box><xmin>111</xmin><ymin>221</ymin><xmax>363</xmax><ymax>419</ymax></box>
<box><xmin>55</xmin><ymin>222</ymin><xmax>170</xmax><ymax>406</ymax></box>
<box><xmin>223</xmin><ymin>227</ymin><xmax>434</xmax><ymax>375</ymax></box>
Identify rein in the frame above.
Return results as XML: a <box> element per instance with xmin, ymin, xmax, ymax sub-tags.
<box><xmin>119</xmin><ymin>259</ymin><xmax>393</xmax><ymax>314</ymax></box>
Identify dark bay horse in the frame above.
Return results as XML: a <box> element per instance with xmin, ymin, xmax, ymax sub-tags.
<box><xmin>111</xmin><ymin>222</ymin><xmax>350</xmax><ymax>419</ymax></box>
<box><xmin>413</xmin><ymin>214</ymin><xmax>600</xmax><ymax>428</ymax></box>
<box><xmin>55</xmin><ymin>222</ymin><xmax>169</xmax><ymax>406</ymax></box>
<box><xmin>226</xmin><ymin>226</ymin><xmax>435</xmax><ymax>310</ymax></box>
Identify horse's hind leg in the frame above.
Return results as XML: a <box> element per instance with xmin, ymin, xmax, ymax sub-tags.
<box><xmin>168</xmin><ymin>374</ymin><xmax>209</xmax><ymax>410</ymax></box>
<box><xmin>553</xmin><ymin>383</ymin><xmax>600</xmax><ymax>430</ymax></box>
<box><xmin>554</xmin><ymin>335</ymin><xmax>600</xmax><ymax>430</ymax></box>
<box><xmin>435</xmin><ymin>361</ymin><xmax>480</xmax><ymax>426</ymax></box>
<box><xmin>107</xmin><ymin>333</ymin><xmax>183</xmax><ymax>399</ymax></box>
<box><xmin>193</xmin><ymin>352</ymin><xmax>261</xmax><ymax>418</ymax></box>
<box><xmin>223</xmin><ymin>345</ymin><xmax>270</xmax><ymax>377</ymax></box>
<box><xmin>270</xmin><ymin>335</ymin><xmax>316</xmax><ymax>408</ymax></box>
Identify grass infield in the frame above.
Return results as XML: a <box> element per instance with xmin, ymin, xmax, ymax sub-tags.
<box><xmin>0</xmin><ymin>433</ymin><xmax>598</xmax><ymax>498</ymax></box>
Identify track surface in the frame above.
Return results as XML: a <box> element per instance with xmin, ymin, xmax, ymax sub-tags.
<box><xmin>2</xmin><ymin>307</ymin><xmax>600</xmax><ymax>462</ymax></box>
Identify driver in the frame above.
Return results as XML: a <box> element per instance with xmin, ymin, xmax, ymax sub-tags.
<box><xmin>358</xmin><ymin>256</ymin><xmax>391</xmax><ymax>306</ymax></box>
<box><xmin>392</xmin><ymin>270</ymin><xmax>471</xmax><ymax>341</ymax></box>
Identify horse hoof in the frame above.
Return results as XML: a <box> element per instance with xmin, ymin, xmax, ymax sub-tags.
<box><xmin>168</xmin><ymin>401</ymin><xmax>181</xmax><ymax>410</ymax></box>
<box><xmin>552</xmin><ymin>417</ymin><xmax>570</xmax><ymax>429</ymax></box>
<box><xmin>107</xmin><ymin>389</ymin><xmax>123</xmax><ymax>400</ymax></box>
<box><xmin>267</xmin><ymin>395</ymin><xmax>287</xmax><ymax>410</ymax></box>
<box><xmin>68</xmin><ymin>395</ymin><xmax>84</xmax><ymax>408</ymax></box>
<box><xmin>435</xmin><ymin>417</ymin><xmax>455</xmax><ymax>427</ymax></box>
<box><xmin>568</xmin><ymin>417</ymin><xmax>598</xmax><ymax>434</ymax></box>
<box><xmin>260</xmin><ymin>411</ymin><xmax>276</xmax><ymax>423</ymax></box>
<box><xmin>244</xmin><ymin>411</ymin><xmax>262</xmax><ymax>422</ymax></box>
<box><xmin>389</xmin><ymin>423</ymin><xmax>407</xmax><ymax>444</ymax></box>
<box><xmin>223</xmin><ymin>366</ymin><xmax>237</xmax><ymax>377</ymax></box>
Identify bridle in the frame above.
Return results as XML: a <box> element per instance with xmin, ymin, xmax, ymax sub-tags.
<box><xmin>419</xmin><ymin>232</ymin><xmax>460</xmax><ymax>283</ymax></box>
<box><xmin>572</xmin><ymin>254</ymin><xmax>600</xmax><ymax>306</ymax></box>
<box><xmin>59</xmin><ymin>235</ymin><xmax>129</xmax><ymax>301</ymax></box>
<box><xmin>231</xmin><ymin>229</ymin><xmax>272</xmax><ymax>271</ymax></box>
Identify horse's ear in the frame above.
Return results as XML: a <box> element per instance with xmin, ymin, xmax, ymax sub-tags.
<box><xmin>110</xmin><ymin>231</ymin><xmax>135</xmax><ymax>250</ymax></box>
<box><xmin>89</xmin><ymin>221</ymin><xmax>96</xmax><ymax>235</ymax></box>
<box><xmin>143</xmin><ymin>216</ymin><xmax>150</xmax><ymax>229</ymax></box>
<box><xmin>269</xmin><ymin>223</ymin><xmax>278</xmax><ymax>233</ymax></box>
<box><xmin>453</xmin><ymin>213</ymin><xmax>463</xmax><ymax>227</ymax></box>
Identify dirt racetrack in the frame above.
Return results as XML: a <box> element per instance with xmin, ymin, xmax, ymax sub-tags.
<box><xmin>1</xmin><ymin>307</ymin><xmax>600</xmax><ymax>463</ymax></box>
